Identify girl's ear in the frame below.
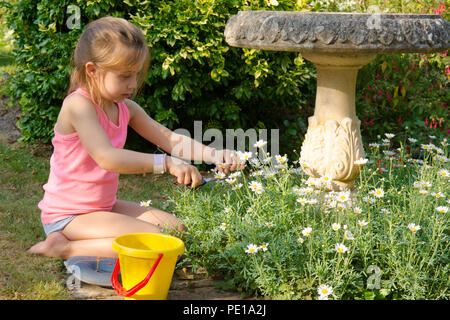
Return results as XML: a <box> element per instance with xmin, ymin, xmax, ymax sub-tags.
<box><xmin>85</xmin><ymin>62</ymin><xmax>98</xmax><ymax>79</ymax></box>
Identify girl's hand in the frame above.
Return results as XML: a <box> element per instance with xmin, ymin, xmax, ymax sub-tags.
<box><xmin>166</xmin><ymin>156</ymin><xmax>202</xmax><ymax>188</ymax></box>
<box><xmin>212</xmin><ymin>149</ymin><xmax>245</xmax><ymax>173</ymax></box>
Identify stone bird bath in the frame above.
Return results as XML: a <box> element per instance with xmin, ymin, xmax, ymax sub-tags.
<box><xmin>224</xmin><ymin>11</ymin><xmax>449</xmax><ymax>190</ymax></box>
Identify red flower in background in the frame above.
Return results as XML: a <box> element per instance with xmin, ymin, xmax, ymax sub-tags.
<box><xmin>433</xmin><ymin>4</ymin><xmax>445</xmax><ymax>15</ymax></box>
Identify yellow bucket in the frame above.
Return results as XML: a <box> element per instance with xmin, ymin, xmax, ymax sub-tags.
<box><xmin>111</xmin><ymin>233</ymin><xmax>184</xmax><ymax>300</ymax></box>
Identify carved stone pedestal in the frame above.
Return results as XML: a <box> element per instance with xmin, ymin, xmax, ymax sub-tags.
<box><xmin>224</xmin><ymin>11</ymin><xmax>450</xmax><ymax>189</ymax></box>
<box><xmin>299</xmin><ymin>52</ymin><xmax>375</xmax><ymax>189</ymax></box>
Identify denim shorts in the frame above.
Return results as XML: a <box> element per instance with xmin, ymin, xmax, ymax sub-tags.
<box><xmin>43</xmin><ymin>215</ymin><xmax>77</xmax><ymax>236</ymax></box>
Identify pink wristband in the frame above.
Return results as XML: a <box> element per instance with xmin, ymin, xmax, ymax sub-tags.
<box><xmin>153</xmin><ymin>154</ymin><xmax>166</xmax><ymax>174</ymax></box>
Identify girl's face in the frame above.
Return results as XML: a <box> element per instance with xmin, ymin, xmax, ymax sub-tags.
<box><xmin>86</xmin><ymin>61</ymin><xmax>140</xmax><ymax>103</ymax></box>
<box><xmin>100</xmin><ymin>69</ymin><xmax>138</xmax><ymax>103</ymax></box>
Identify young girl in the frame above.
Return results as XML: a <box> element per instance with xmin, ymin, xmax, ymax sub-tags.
<box><xmin>28</xmin><ymin>16</ymin><xmax>243</xmax><ymax>260</ymax></box>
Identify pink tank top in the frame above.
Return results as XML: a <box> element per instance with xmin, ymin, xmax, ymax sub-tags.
<box><xmin>38</xmin><ymin>88</ymin><xmax>130</xmax><ymax>224</ymax></box>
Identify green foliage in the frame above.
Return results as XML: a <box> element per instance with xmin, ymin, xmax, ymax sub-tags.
<box><xmin>356</xmin><ymin>52</ymin><xmax>449</xmax><ymax>143</ymax></box>
<box><xmin>1</xmin><ymin>0</ymin><xmax>447</xmax><ymax>155</ymax></box>
<box><xmin>1</xmin><ymin>0</ymin><xmax>315</xmax><ymax>149</ymax></box>
<box><xmin>167</xmin><ymin>136</ymin><xmax>449</xmax><ymax>299</ymax></box>
<box><xmin>1</xmin><ymin>0</ymin><xmax>135</xmax><ymax>141</ymax></box>
<box><xmin>122</xmin><ymin>0</ymin><xmax>316</xmax><ymax>152</ymax></box>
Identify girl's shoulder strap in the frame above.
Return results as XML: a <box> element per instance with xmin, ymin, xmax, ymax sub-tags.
<box><xmin>64</xmin><ymin>88</ymin><xmax>97</xmax><ymax>106</ymax></box>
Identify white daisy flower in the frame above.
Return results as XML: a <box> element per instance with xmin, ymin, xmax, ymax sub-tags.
<box><xmin>140</xmin><ymin>200</ymin><xmax>152</xmax><ymax>207</ymax></box>
<box><xmin>421</xmin><ymin>144</ymin><xmax>433</xmax><ymax>151</ymax></box>
<box><xmin>297</xmin><ymin>237</ymin><xmax>304</xmax><ymax>244</ymax></box>
<box><xmin>354</xmin><ymin>207</ymin><xmax>362</xmax><ymax>214</ymax></box>
<box><xmin>317</xmin><ymin>284</ymin><xmax>333</xmax><ymax>299</ymax></box>
<box><xmin>438</xmin><ymin>169</ymin><xmax>449</xmax><ymax>178</ymax></box>
<box><xmin>302</xmin><ymin>227</ymin><xmax>312</xmax><ymax>237</ymax></box>
<box><xmin>358</xmin><ymin>220</ymin><xmax>369</xmax><ymax>227</ymax></box>
<box><xmin>335</xmin><ymin>243</ymin><xmax>349</xmax><ymax>253</ymax></box>
<box><xmin>220</xmin><ymin>222</ymin><xmax>228</xmax><ymax>231</ymax></box>
<box><xmin>336</xmin><ymin>191</ymin><xmax>351</xmax><ymax>203</ymax></box>
<box><xmin>237</xmin><ymin>151</ymin><xmax>253</xmax><ymax>162</ymax></box>
<box><xmin>215</xmin><ymin>171</ymin><xmax>227</xmax><ymax>180</ymax></box>
<box><xmin>363</xmin><ymin>196</ymin><xmax>375</xmax><ymax>204</ymax></box>
<box><xmin>275</xmin><ymin>154</ymin><xmax>288</xmax><ymax>165</ymax></box>
<box><xmin>371</xmin><ymin>188</ymin><xmax>385</xmax><ymax>198</ymax></box>
<box><xmin>229</xmin><ymin>171</ymin><xmax>242</xmax><ymax>178</ymax></box>
<box><xmin>344</xmin><ymin>230</ymin><xmax>355</xmax><ymax>240</ymax></box>
<box><xmin>431</xmin><ymin>192</ymin><xmax>445</xmax><ymax>199</ymax></box>
<box><xmin>232</xmin><ymin>183</ymin><xmax>243</xmax><ymax>190</ymax></box>
<box><xmin>251</xmin><ymin>170</ymin><xmax>265</xmax><ymax>177</ymax></box>
<box><xmin>259</xmin><ymin>243</ymin><xmax>269</xmax><ymax>252</ymax></box>
<box><xmin>299</xmin><ymin>160</ymin><xmax>310</xmax><ymax>168</ymax></box>
<box><xmin>249</xmin><ymin>158</ymin><xmax>262</xmax><ymax>169</ymax></box>
<box><xmin>422</xmin><ymin>181</ymin><xmax>432</xmax><ymax>188</ymax></box>
<box><xmin>265</xmin><ymin>222</ymin><xmax>274</xmax><ymax>228</ymax></box>
<box><xmin>408</xmin><ymin>138</ymin><xmax>418</xmax><ymax>143</ymax></box>
<box><xmin>354</xmin><ymin>158</ymin><xmax>369</xmax><ymax>165</ymax></box>
<box><xmin>248</xmin><ymin>181</ymin><xmax>264</xmax><ymax>194</ymax></box>
<box><xmin>383</xmin><ymin>150</ymin><xmax>395</xmax><ymax>156</ymax></box>
<box><xmin>435</xmin><ymin>206</ymin><xmax>448</xmax><ymax>214</ymax></box>
<box><xmin>385</xmin><ymin>133</ymin><xmax>395</xmax><ymax>139</ymax></box>
<box><xmin>320</xmin><ymin>175</ymin><xmax>333</xmax><ymax>183</ymax></box>
<box><xmin>245</xmin><ymin>243</ymin><xmax>259</xmax><ymax>254</ymax></box>
<box><xmin>253</xmin><ymin>139</ymin><xmax>267</xmax><ymax>149</ymax></box>
<box><xmin>407</xmin><ymin>223</ymin><xmax>421</xmax><ymax>233</ymax></box>
<box><xmin>296</xmin><ymin>198</ymin><xmax>309</xmax><ymax>206</ymax></box>
<box><xmin>331</xmin><ymin>223</ymin><xmax>341</xmax><ymax>231</ymax></box>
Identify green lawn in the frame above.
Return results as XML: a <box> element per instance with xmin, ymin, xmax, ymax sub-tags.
<box><xmin>0</xmin><ymin>138</ymin><xmax>178</xmax><ymax>299</ymax></box>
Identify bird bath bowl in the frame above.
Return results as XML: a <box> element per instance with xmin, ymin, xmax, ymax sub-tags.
<box><xmin>225</xmin><ymin>11</ymin><xmax>449</xmax><ymax>190</ymax></box>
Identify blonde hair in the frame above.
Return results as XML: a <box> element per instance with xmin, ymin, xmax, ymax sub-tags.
<box><xmin>68</xmin><ymin>16</ymin><xmax>149</xmax><ymax>108</ymax></box>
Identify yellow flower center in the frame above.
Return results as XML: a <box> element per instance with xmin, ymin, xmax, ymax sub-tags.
<box><xmin>338</xmin><ymin>248</ymin><xmax>343</xmax><ymax>252</ymax></box>
<box><xmin>322</xmin><ymin>289</ymin><xmax>328</xmax><ymax>294</ymax></box>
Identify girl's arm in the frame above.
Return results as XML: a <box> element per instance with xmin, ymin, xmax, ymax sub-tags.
<box><xmin>67</xmin><ymin>95</ymin><xmax>200</xmax><ymax>186</ymax></box>
<box><xmin>126</xmin><ymin>99</ymin><xmax>243</xmax><ymax>172</ymax></box>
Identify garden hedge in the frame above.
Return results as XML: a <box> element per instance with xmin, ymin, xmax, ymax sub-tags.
<box><xmin>1</xmin><ymin>0</ymin><xmax>315</xmax><ymax>153</ymax></box>
<box><xmin>2</xmin><ymin>0</ymin><xmax>448</xmax><ymax>155</ymax></box>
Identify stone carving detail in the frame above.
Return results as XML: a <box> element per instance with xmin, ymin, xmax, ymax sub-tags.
<box><xmin>225</xmin><ymin>11</ymin><xmax>450</xmax><ymax>53</ymax></box>
<box><xmin>225</xmin><ymin>11</ymin><xmax>448</xmax><ymax>190</ymax></box>
<box><xmin>300</xmin><ymin>116</ymin><xmax>364</xmax><ymax>187</ymax></box>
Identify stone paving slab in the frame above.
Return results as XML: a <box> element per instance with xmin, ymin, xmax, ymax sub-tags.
<box><xmin>68</xmin><ymin>269</ymin><xmax>245</xmax><ymax>300</ymax></box>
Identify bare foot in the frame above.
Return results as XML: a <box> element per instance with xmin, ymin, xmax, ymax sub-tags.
<box><xmin>27</xmin><ymin>232</ymin><xmax>70</xmax><ymax>259</ymax></box>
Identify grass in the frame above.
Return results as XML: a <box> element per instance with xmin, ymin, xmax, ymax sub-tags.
<box><xmin>0</xmin><ymin>138</ymin><xmax>180</xmax><ymax>299</ymax></box>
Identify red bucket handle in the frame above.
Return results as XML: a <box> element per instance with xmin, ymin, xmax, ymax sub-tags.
<box><xmin>111</xmin><ymin>253</ymin><xmax>164</xmax><ymax>297</ymax></box>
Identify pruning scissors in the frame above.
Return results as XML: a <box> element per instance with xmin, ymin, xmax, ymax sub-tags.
<box><xmin>169</xmin><ymin>177</ymin><xmax>216</xmax><ymax>189</ymax></box>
